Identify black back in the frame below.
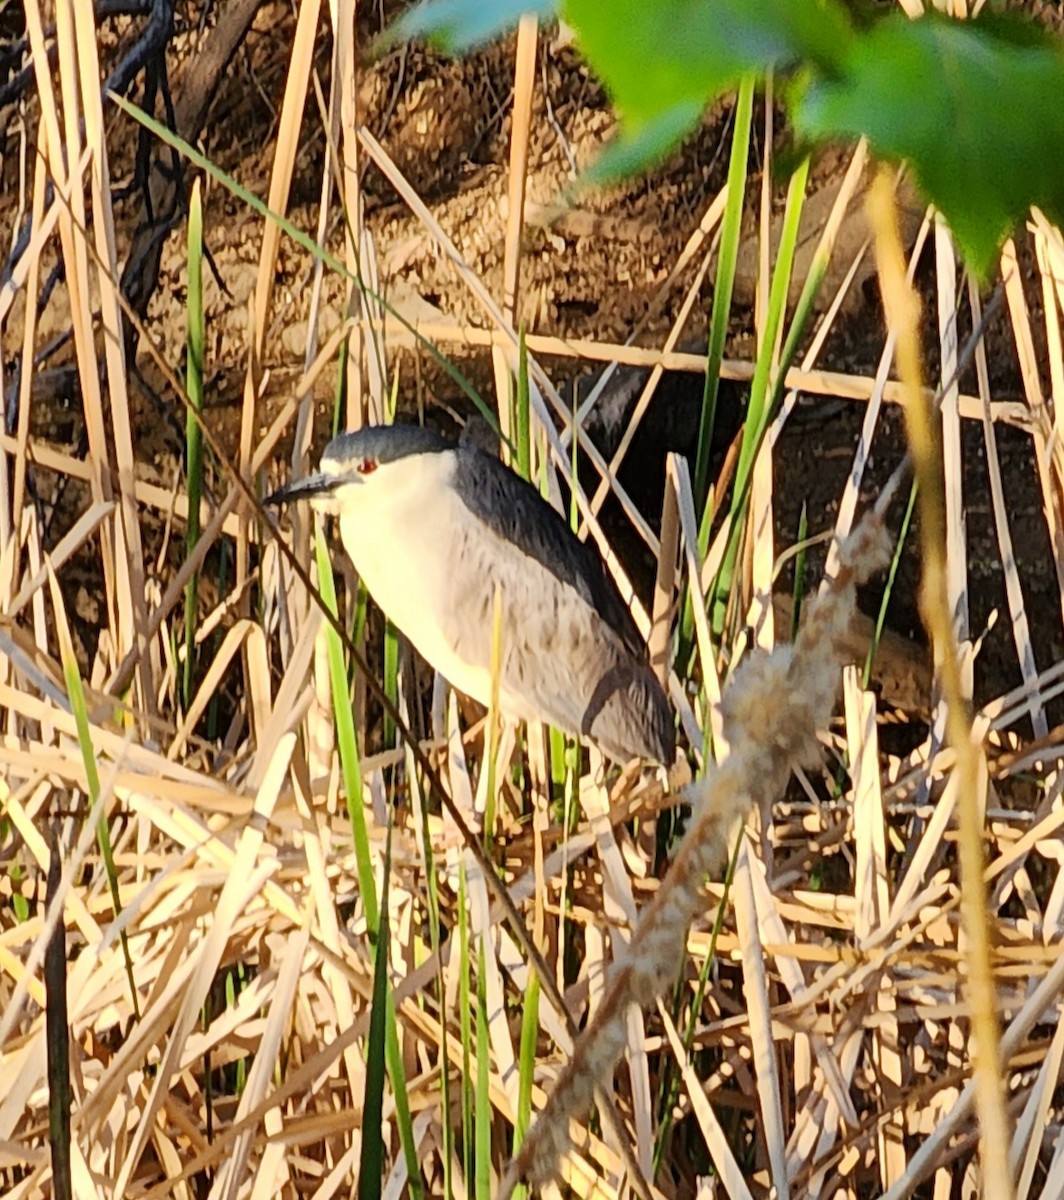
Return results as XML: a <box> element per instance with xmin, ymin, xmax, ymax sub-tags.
<box><xmin>453</xmin><ymin>443</ymin><xmax>647</xmax><ymax>660</ymax></box>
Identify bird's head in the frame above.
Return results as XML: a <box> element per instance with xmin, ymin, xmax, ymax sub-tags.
<box><xmin>264</xmin><ymin>423</ymin><xmax>457</xmax><ymax>517</ymax></box>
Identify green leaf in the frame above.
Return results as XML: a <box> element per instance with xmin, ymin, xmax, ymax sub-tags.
<box><xmin>563</xmin><ymin>0</ymin><xmax>852</xmax><ymax>126</ymax></box>
<box><xmin>694</xmin><ymin>74</ymin><xmax>754</xmax><ymax>501</ymax></box>
<box><xmin>386</xmin><ymin>0</ymin><xmax>557</xmax><ymax>54</ymax></box>
<box><xmin>794</xmin><ymin>12</ymin><xmax>1064</xmax><ymax>278</ymax></box>
<box><xmin>315</xmin><ymin>526</ymin><xmax>375</xmax><ymax>933</ymax></box>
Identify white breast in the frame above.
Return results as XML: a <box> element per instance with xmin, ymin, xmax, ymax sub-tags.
<box><xmin>335</xmin><ymin>451</ymin><xmax>496</xmax><ymax>705</ymax></box>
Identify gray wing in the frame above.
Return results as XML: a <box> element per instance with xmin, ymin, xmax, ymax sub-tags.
<box><xmin>452</xmin><ymin>445</ymin><xmax>647</xmax><ymax>658</ymax></box>
<box><xmin>450</xmin><ymin>447</ymin><xmax>675</xmax><ymax>764</ymax></box>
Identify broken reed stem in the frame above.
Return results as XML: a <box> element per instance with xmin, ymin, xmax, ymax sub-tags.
<box><xmin>502</xmin><ymin>512</ymin><xmax>894</xmax><ymax>1195</ymax></box>
<box><xmin>867</xmin><ymin>168</ymin><xmax>1013</xmax><ymax>1200</ymax></box>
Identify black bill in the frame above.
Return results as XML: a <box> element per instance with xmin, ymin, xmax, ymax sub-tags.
<box><xmin>262</xmin><ymin>472</ymin><xmax>339</xmax><ymax>507</ymax></box>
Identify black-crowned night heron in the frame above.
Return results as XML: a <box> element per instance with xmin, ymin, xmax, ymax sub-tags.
<box><xmin>266</xmin><ymin>423</ymin><xmax>675</xmax><ymax>766</ymax></box>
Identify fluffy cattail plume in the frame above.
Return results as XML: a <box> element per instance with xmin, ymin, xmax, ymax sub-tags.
<box><xmin>502</xmin><ymin>505</ymin><xmax>895</xmax><ymax>1197</ymax></box>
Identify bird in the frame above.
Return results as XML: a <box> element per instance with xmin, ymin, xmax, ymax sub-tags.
<box><xmin>265</xmin><ymin>422</ymin><xmax>675</xmax><ymax>766</ymax></box>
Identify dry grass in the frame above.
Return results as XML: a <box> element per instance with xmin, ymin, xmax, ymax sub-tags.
<box><xmin>4</xmin><ymin>5</ymin><xmax>1064</xmax><ymax>1199</ymax></box>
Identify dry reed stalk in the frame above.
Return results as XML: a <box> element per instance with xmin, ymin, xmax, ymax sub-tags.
<box><xmin>666</xmin><ymin>453</ymin><xmax>722</xmax><ymax>755</ymax></box>
<box><xmin>734</xmin><ymin>840</ymin><xmax>788</xmax><ymax>1195</ymax></box>
<box><xmin>25</xmin><ymin>2</ymin><xmax>125</xmax><ymax>675</ymax></box>
<box><xmin>373</xmin><ymin>320</ymin><xmax>1029</xmax><ymax>427</ymax></box>
<box><xmin>816</xmin><ymin>188</ymin><xmax>932</xmax><ymax>581</ymax></box>
<box><xmin>1001</xmin><ymin>238</ymin><xmax>1064</xmax><ymax>614</ymax></box>
<box><xmin>10</xmin><ymin>151</ymin><xmax>48</xmax><ymax>544</ymax></box>
<box><xmin>933</xmin><ymin>218</ymin><xmax>970</xmax><ymax>651</ymax></box>
<box><xmin>236</xmin><ymin>0</ymin><xmax>323</xmax><ymax>600</ymax></box>
<box><xmin>71</xmin><ymin>0</ymin><xmax>158</xmax><ymax>717</ymax></box>
<box><xmin>845</xmin><ymin>666</ymin><xmax>904</xmax><ymax>1188</ymax></box>
<box><xmin>867</xmin><ymin>169</ymin><xmax>1013</xmax><ymax>1200</ymax></box>
<box><xmin>745</xmin><ymin>100</ymin><xmax>790</xmax><ymax>661</ymax></box>
<box><xmin>649</xmin><ymin>466</ymin><xmax>680</xmax><ymax>688</ymax></box>
<box><xmin>968</xmin><ymin>275</ymin><xmax>1046</xmax><ymax>739</ymax></box>
<box><xmin>492</xmin><ymin>14</ymin><xmax>538</xmax><ymax>455</ymax></box>
<box><xmin>335</xmin><ymin>0</ymin><xmax>365</xmax><ymax>423</ymax></box>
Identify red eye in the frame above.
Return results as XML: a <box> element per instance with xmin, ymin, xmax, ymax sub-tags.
<box><xmin>357</xmin><ymin>458</ymin><xmax>378</xmax><ymax>475</ymax></box>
